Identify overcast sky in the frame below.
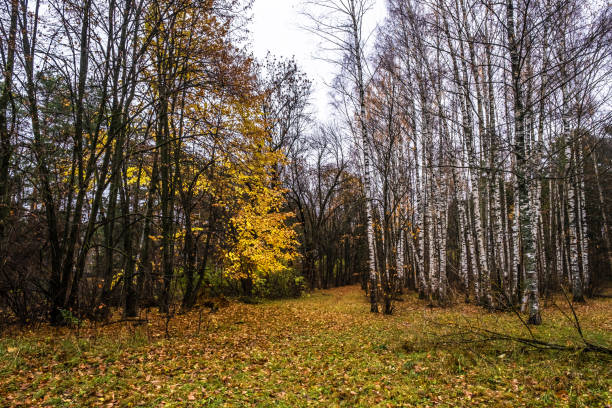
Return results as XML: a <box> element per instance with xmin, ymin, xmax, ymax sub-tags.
<box><xmin>249</xmin><ymin>0</ymin><xmax>388</xmax><ymax>121</ymax></box>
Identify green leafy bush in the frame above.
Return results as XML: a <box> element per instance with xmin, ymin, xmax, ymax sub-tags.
<box><xmin>196</xmin><ymin>266</ymin><xmax>307</xmax><ymax>301</ymax></box>
<box><xmin>257</xmin><ymin>269</ymin><xmax>307</xmax><ymax>299</ymax></box>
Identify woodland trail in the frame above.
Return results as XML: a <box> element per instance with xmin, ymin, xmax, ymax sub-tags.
<box><xmin>1</xmin><ymin>285</ymin><xmax>611</xmax><ymax>407</ymax></box>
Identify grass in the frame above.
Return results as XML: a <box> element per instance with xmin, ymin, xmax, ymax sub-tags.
<box><xmin>1</xmin><ymin>285</ymin><xmax>611</xmax><ymax>407</ymax></box>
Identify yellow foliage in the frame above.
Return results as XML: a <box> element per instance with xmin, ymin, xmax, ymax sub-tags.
<box><xmin>126</xmin><ymin>166</ymin><xmax>151</xmax><ymax>186</ymax></box>
<box><xmin>141</xmin><ymin>0</ymin><xmax>298</xmax><ymax>282</ymax></box>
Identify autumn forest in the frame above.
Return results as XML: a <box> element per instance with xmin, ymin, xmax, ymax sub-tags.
<box><xmin>0</xmin><ymin>0</ymin><xmax>611</xmax><ymax>406</ymax></box>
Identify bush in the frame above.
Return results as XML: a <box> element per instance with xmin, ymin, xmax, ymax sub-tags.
<box><xmin>0</xmin><ymin>212</ymin><xmax>50</xmax><ymax>324</ymax></box>
<box><xmin>255</xmin><ymin>269</ymin><xmax>307</xmax><ymax>299</ymax></box>
<box><xmin>195</xmin><ymin>266</ymin><xmax>307</xmax><ymax>301</ymax></box>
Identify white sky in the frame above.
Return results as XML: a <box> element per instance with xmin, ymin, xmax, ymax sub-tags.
<box><xmin>249</xmin><ymin>0</ymin><xmax>388</xmax><ymax>121</ymax></box>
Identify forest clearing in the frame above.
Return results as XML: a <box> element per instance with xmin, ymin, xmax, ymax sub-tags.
<box><xmin>1</xmin><ymin>0</ymin><xmax>612</xmax><ymax>405</ymax></box>
<box><xmin>1</xmin><ymin>285</ymin><xmax>611</xmax><ymax>407</ymax></box>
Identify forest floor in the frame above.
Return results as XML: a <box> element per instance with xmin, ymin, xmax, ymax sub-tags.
<box><xmin>1</xmin><ymin>285</ymin><xmax>611</xmax><ymax>407</ymax></box>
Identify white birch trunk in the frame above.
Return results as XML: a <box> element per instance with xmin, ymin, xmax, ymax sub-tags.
<box><xmin>507</xmin><ymin>0</ymin><xmax>541</xmax><ymax>323</ymax></box>
<box><xmin>512</xmin><ymin>174</ymin><xmax>520</xmax><ymax>300</ymax></box>
<box><xmin>566</xmin><ymin>145</ymin><xmax>582</xmax><ymax>301</ymax></box>
<box><xmin>577</xmin><ymin>142</ymin><xmax>589</xmax><ymax>291</ymax></box>
<box><xmin>438</xmin><ymin>184</ymin><xmax>448</xmax><ymax>303</ymax></box>
<box><xmin>456</xmin><ymin>169</ymin><xmax>470</xmax><ymax>299</ymax></box>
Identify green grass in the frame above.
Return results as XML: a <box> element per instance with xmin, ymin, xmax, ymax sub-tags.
<box><xmin>1</xmin><ymin>285</ymin><xmax>611</xmax><ymax>407</ymax></box>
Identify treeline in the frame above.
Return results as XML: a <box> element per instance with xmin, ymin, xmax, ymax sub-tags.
<box><xmin>0</xmin><ymin>0</ymin><xmax>318</xmax><ymax>325</ymax></box>
<box><xmin>303</xmin><ymin>0</ymin><xmax>612</xmax><ymax>320</ymax></box>
<box><xmin>1</xmin><ymin>0</ymin><xmax>611</xmax><ymax>327</ymax></box>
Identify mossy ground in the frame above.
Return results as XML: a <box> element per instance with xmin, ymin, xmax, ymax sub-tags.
<box><xmin>1</xmin><ymin>285</ymin><xmax>610</xmax><ymax>407</ymax></box>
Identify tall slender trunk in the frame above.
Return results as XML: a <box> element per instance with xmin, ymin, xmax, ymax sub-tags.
<box><xmin>560</xmin><ymin>60</ymin><xmax>583</xmax><ymax>301</ymax></box>
<box><xmin>414</xmin><ymin>121</ymin><xmax>426</xmax><ymax>298</ymax></box>
<box><xmin>437</xmin><ymin>182</ymin><xmax>448</xmax><ymax>303</ymax></box>
<box><xmin>554</xmin><ymin>181</ymin><xmax>564</xmax><ymax>285</ymax></box>
<box><xmin>0</xmin><ymin>0</ymin><xmax>18</xmax><ymax>239</ymax></box>
<box><xmin>350</xmin><ymin>9</ymin><xmax>378</xmax><ymax>313</ymax></box>
<box><xmin>576</xmin><ymin>141</ymin><xmax>589</xmax><ymax>291</ymax></box>
<box><xmin>457</xmin><ymin>184</ymin><xmax>470</xmax><ymax>300</ymax></box>
<box><xmin>121</xmin><ymin>171</ymin><xmax>137</xmax><ymax>317</ymax></box>
<box><xmin>484</xmin><ymin>24</ymin><xmax>506</xmax><ymax>299</ymax></box>
<box><xmin>506</xmin><ymin>0</ymin><xmax>541</xmax><ymax>324</ymax></box>
<box><xmin>566</xmin><ymin>141</ymin><xmax>582</xmax><ymax>301</ymax></box>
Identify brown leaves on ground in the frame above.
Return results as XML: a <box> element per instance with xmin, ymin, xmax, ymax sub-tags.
<box><xmin>1</xmin><ymin>285</ymin><xmax>611</xmax><ymax>407</ymax></box>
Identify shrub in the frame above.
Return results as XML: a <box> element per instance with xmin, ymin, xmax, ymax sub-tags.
<box><xmin>256</xmin><ymin>269</ymin><xmax>307</xmax><ymax>299</ymax></box>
